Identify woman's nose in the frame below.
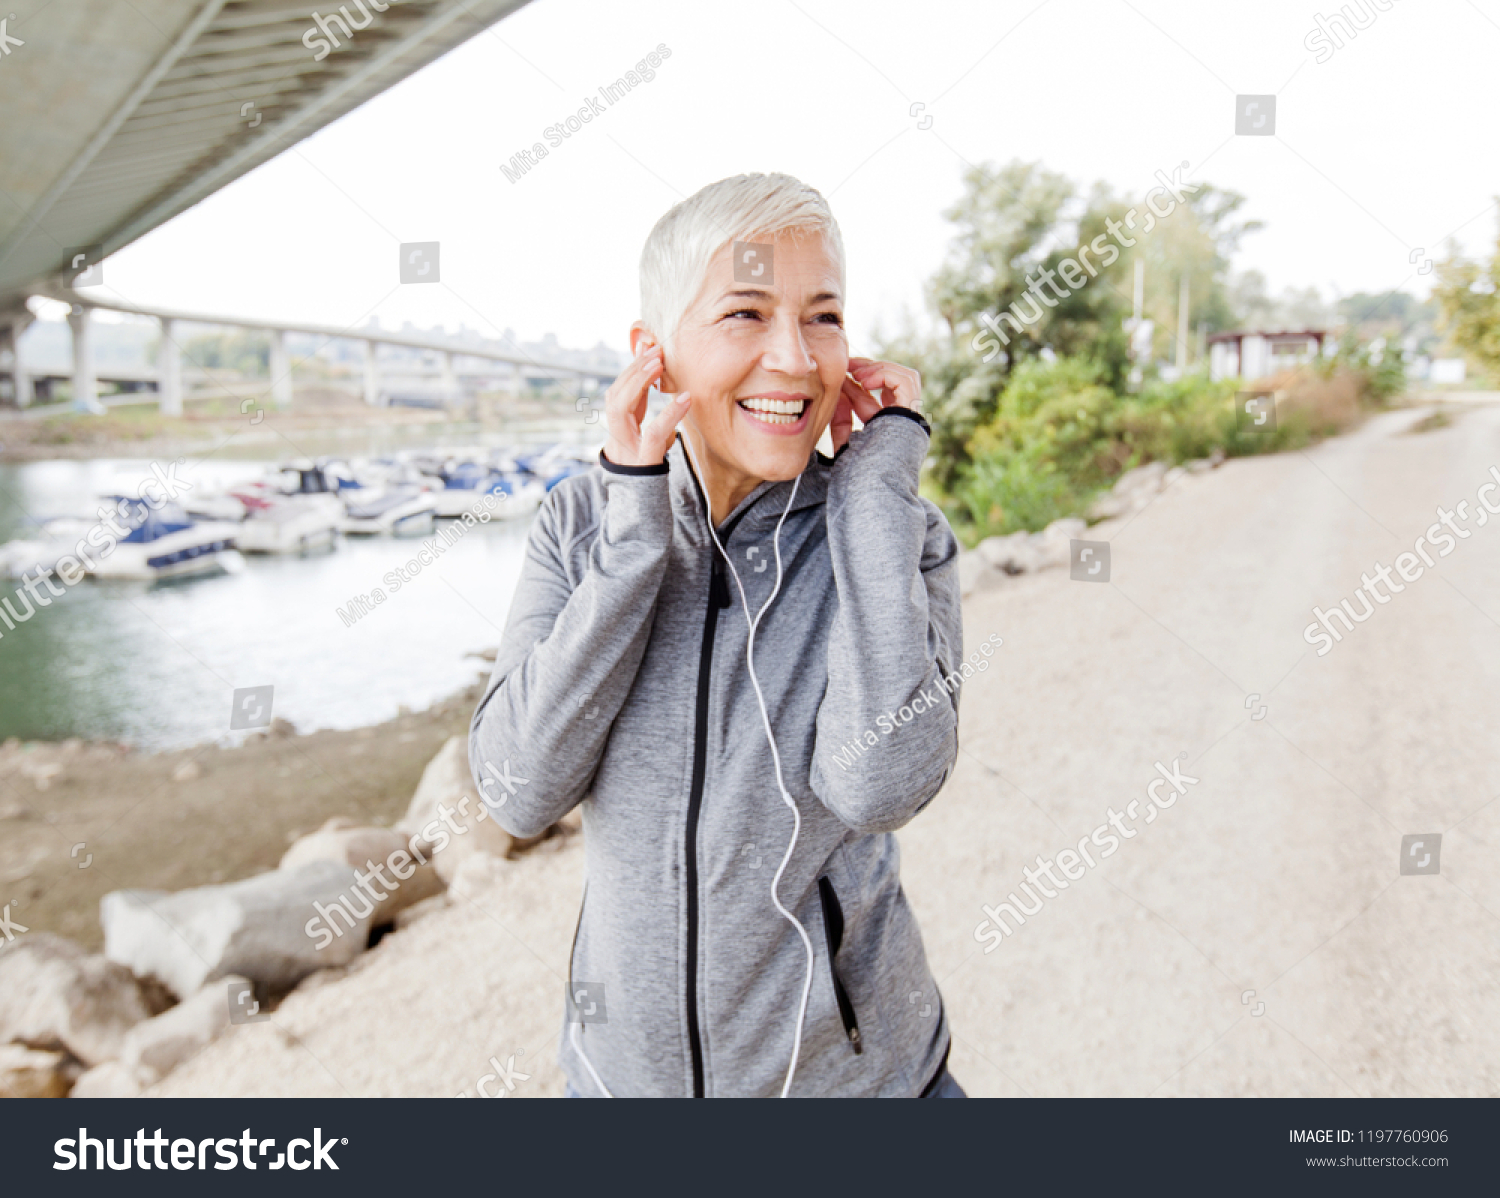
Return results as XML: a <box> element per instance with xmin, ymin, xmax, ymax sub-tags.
<box><xmin>761</xmin><ymin>317</ymin><xmax>815</xmax><ymax>375</ymax></box>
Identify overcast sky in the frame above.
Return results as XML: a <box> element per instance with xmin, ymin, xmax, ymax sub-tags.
<box><xmin>92</xmin><ymin>0</ymin><xmax>1500</xmax><ymax>355</ymax></box>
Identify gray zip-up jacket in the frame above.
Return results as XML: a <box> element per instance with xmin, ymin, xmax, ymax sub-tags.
<box><xmin>469</xmin><ymin>408</ymin><xmax>964</xmax><ymax>1097</ymax></box>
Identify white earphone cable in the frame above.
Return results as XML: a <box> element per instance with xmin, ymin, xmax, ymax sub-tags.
<box><xmin>570</xmin><ymin>1018</ymin><xmax>612</xmax><ymax>1097</ymax></box>
<box><xmin>571</xmin><ymin>428</ymin><xmax>816</xmax><ymax>1099</ymax></box>
<box><xmin>680</xmin><ymin>432</ymin><xmax>815</xmax><ymax>1099</ymax></box>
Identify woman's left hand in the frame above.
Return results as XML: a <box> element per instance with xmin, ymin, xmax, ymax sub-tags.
<box><xmin>829</xmin><ymin>357</ymin><xmax>923</xmax><ymax>453</ymax></box>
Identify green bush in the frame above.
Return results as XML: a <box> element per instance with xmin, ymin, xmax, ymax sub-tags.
<box><xmin>945</xmin><ymin>358</ymin><xmax>1242</xmax><ymax>540</ymax></box>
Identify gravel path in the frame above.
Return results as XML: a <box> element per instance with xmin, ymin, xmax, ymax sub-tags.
<box><xmin>156</xmin><ymin>401</ymin><xmax>1500</xmax><ymax>1097</ymax></box>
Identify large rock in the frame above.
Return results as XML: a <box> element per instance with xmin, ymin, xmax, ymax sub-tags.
<box><xmin>0</xmin><ymin>933</ymin><xmax>157</xmax><ymax>1065</ymax></box>
<box><xmin>1109</xmin><ymin>461</ymin><xmax>1168</xmax><ymax>505</ymax></box>
<box><xmin>397</xmin><ymin>737</ymin><xmax>523</xmax><ymax>882</ymax></box>
<box><xmin>976</xmin><ymin>531</ymin><xmax>1043</xmax><ymax>575</ymax></box>
<box><xmin>0</xmin><ymin>1043</ymin><xmax>80</xmax><ymax>1097</ymax></box>
<box><xmin>118</xmin><ymin>974</ymin><xmax>247</xmax><ymax>1085</ymax></box>
<box><xmin>1033</xmin><ymin>518</ymin><xmax>1088</xmax><ymax>568</ymax></box>
<box><xmin>69</xmin><ymin>1059</ymin><xmax>141</xmax><ymax>1098</ymax></box>
<box><xmin>1087</xmin><ymin>490</ymin><xmax>1130</xmax><ymax>520</ymax></box>
<box><xmin>101</xmin><ymin>860</ymin><xmax>372</xmax><ymax>999</ymax></box>
<box><xmin>957</xmin><ymin>551</ymin><xmax>989</xmax><ymax>598</ymax></box>
<box><xmin>281</xmin><ymin>817</ymin><xmax>445</xmax><ymax>919</ymax></box>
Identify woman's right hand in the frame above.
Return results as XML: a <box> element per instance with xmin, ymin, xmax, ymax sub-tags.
<box><xmin>603</xmin><ymin>345</ymin><xmax>692</xmax><ymax>467</ymax></box>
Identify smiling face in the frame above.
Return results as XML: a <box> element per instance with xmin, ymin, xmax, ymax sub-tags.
<box><xmin>633</xmin><ymin>230</ymin><xmax>848</xmax><ymax>519</ymax></box>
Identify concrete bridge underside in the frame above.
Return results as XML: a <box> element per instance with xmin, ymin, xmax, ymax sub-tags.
<box><xmin>0</xmin><ymin>0</ymin><xmax>540</xmax><ymax>411</ymax></box>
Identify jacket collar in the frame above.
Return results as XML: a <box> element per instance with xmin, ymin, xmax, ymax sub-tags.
<box><xmin>667</xmin><ymin>433</ymin><xmax>832</xmax><ymax>536</ymax></box>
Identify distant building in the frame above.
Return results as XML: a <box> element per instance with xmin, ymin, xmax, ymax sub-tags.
<box><xmin>1208</xmin><ymin>329</ymin><xmax>1328</xmax><ymax>381</ymax></box>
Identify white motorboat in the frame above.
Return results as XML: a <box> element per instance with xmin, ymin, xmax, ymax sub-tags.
<box><xmin>493</xmin><ymin>473</ymin><xmax>547</xmax><ymax>520</ymax></box>
<box><xmin>230</xmin><ymin>486</ymin><xmax>341</xmax><ymax>554</ymax></box>
<box><xmin>284</xmin><ymin>459</ymin><xmax>436</xmax><ymax>537</ymax></box>
<box><xmin>430</xmin><ymin>459</ymin><xmax>523</xmax><ymax>519</ymax></box>
<box><xmin>340</xmin><ymin>483</ymin><xmax>437</xmax><ymax>536</ymax></box>
<box><xmin>507</xmin><ymin>446</ymin><xmax>587</xmax><ymax>503</ymax></box>
<box><xmin>183</xmin><ymin>492</ymin><xmax>249</xmax><ymax>522</ymax></box>
<box><xmin>88</xmin><ymin>497</ymin><xmax>243</xmax><ymax>581</ymax></box>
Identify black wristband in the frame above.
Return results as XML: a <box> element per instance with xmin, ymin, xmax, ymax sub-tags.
<box><xmin>865</xmin><ymin>406</ymin><xmax>931</xmax><ymax>436</ymax></box>
<box><xmin>599</xmin><ymin>449</ymin><xmax>670</xmax><ymax>476</ymax></box>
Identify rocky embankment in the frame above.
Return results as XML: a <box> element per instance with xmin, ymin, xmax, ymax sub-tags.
<box><xmin>956</xmin><ymin>454</ymin><xmax>1224</xmax><ymax>595</ymax></box>
<box><xmin>0</xmin><ymin>736</ymin><xmax>577</xmax><ymax>1097</ymax></box>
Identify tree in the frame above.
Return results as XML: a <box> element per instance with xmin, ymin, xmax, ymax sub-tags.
<box><xmin>1432</xmin><ymin>210</ymin><xmax>1500</xmax><ymax>381</ymax></box>
<box><xmin>1130</xmin><ymin>182</ymin><xmax>1260</xmax><ymax>359</ymax></box>
<box><xmin>892</xmin><ymin>159</ymin><xmax>1258</xmax><ymax>490</ymax></box>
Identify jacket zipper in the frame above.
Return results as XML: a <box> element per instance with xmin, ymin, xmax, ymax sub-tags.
<box><xmin>683</xmin><ymin>456</ymin><xmax>769</xmax><ymax>1097</ymax></box>
<box><xmin>817</xmin><ymin>876</ymin><xmax>864</xmax><ymax>1054</ymax></box>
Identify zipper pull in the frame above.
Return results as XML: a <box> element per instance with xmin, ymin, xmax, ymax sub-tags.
<box><xmin>848</xmin><ymin>1026</ymin><xmax>863</xmax><ymax>1054</ymax></box>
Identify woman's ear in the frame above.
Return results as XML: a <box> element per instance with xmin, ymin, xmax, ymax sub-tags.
<box><xmin>630</xmin><ymin>322</ymin><xmax>677</xmax><ymax>390</ymax></box>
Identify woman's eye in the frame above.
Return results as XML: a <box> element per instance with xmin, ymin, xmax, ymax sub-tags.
<box><xmin>813</xmin><ymin>312</ymin><xmax>844</xmax><ymax>327</ymax></box>
<box><xmin>724</xmin><ymin>308</ymin><xmax>763</xmax><ymax>321</ymax></box>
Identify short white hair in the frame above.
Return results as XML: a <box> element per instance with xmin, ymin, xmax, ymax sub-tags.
<box><xmin>639</xmin><ymin>173</ymin><xmax>845</xmax><ymax>354</ymax></box>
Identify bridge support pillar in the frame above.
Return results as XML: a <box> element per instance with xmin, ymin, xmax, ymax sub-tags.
<box><xmin>157</xmin><ymin>317</ymin><xmax>183</xmax><ymax>417</ymax></box>
<box><xmin>440</xmin><ymin>349</ymin><xmax>458</xmax><ymax>410</ymax></box>
<box><xmin>1</xmin><ymin>317</ymin><xmax>32</xmax><ymax>408</ymax></box>
<box><xmin>67</xmin><ymin>305</ymin><xmax>105</xmax><ymax>414</ymax></box>
<box><xmin>268</xmin><ymin>328</ymin><xmax>293</xmax><ymax>407</ymax></box>
<box><xmin>362</xmin><ymin>339</ymin><xmax>381</xmax><ymax>405</ymax></box>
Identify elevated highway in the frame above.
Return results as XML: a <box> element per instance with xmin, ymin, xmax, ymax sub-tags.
<box><xmin>0</xmin><ymin>0</ymin><xmax>556</xmax><ymax>411</ymax></box>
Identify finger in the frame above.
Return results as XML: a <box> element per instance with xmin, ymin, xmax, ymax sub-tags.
<box><xmin>633</xmin><ymin>351</ymin><xmax>666</xmax><ymax>423</ymax></box>
<box><xmin>639</xmin><ymin>391</ymin><xmax>692</xmax><ymax>460</ymax></box>
<box><xmin>849</xmin><ymin>360</ymin><xmax>920</xmax><ymax>409</ymax></box>
<box><xmin>604</xmin><ymin>381</ymin><xmax>642</xmax><ymax>456</ymax></box>
<box><xmin>829</xmin><ymin>392</ymin><xmax>853</xmax><ymax>451</ymax></box>
<box><xmin>615</xmin><ymin>345</ymin><xmax>661</xmax><ymax>392</ymax></box>
<box><xmin>607</xmin><ymin>348</ymin><xmax>662</xmax><ymax>413</ymax></box>
<box><xmin>847</xmin><ymin>360</ymin><xmax>892</xmax><ymax>404</ymax></box>
<box><xmin>842</xmin><ymin>374</ymin><xmax>882</xmax><ymax>424</ymax></box>
<box><xmin>606</xmin><ymin>352</ymin><xmax>663</xmax><ymax>447</ymax></box>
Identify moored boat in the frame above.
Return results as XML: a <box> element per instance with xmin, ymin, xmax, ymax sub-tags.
<box><xmin>87</xmin><ymin>497</ymin><xmax>242</xmax><ymax>581</ymax></box>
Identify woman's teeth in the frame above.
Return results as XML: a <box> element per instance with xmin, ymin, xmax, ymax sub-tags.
<box><xmin>738</xmin><ymin>397</ymin><xmax>807</xmax><ymax>425</ymax></box>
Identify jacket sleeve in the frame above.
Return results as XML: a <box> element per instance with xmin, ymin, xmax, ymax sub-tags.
<box><xmin>809</xmin><ymin>409</ymin><xmax>965</xmax><ymax>834</ymax></box>
<box><xmin>468</xmin><ymin>465</ymin><xmax>675</xmax><ymax>838</ymax></box>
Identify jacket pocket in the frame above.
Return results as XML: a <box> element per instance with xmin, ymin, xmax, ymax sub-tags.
<box><xmin>817</xmin><ymin>876</ymin><xmax>863</xmax><ymax>1055</ymax></box>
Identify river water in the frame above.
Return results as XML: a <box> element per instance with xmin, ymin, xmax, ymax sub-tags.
<box><xmin>0</xmin><ymin>427</ymin><xmax>589</xmax><ymax>749</ymax></box>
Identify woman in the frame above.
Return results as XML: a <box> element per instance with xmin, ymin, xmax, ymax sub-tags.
<box><xmin>469</xmin><ymin>173</ymin><xmax>966</xmax><ymax>1097</ymax></box>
